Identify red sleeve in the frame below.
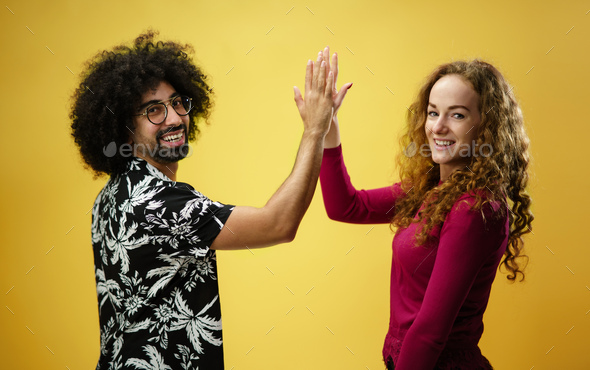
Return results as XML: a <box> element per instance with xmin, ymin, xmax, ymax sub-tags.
<box><xmin>320</xmin><ymin>145</ymin><xmax>402</xmax><ymax>224</ymax></box>
<box><xmin>395</xmin><ymin>196</ymin><xmax>506</xmax><ymax>369</ymax></box>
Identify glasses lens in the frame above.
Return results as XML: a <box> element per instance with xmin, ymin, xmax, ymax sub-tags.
<box><xmin>147</xmin><ymin>103</ymin><xmax>167</xmax><ymax>124</ymax></box>
<box><xmin>172</xmin><ymin>96</ymin><xmax>192</xmax><ymax>116</ymax></box>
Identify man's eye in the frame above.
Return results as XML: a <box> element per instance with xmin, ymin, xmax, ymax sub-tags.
<box><xmin>147</xmin><ymin>105</ymin><xmax>164</xmax><ymax>115</ymax></box>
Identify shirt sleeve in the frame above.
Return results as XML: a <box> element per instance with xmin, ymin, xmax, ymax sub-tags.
<box><xmin>395</xmin><ymin>195</ymin><xmax>506</xmax><ymax>369</ymax></box>
<box><xmin>320</xmin><ymin>145</ymin><xmax>402</xmax><ymax>224</ymax></box>
<box><xmin>141</xmin><ymin>183</ymin><xmax>234</xmax><ymax>255</ymax></box>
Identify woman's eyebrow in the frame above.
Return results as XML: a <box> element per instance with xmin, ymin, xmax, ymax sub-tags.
<box><xmin>428</xmin><ymin>102</ymin><xmax>470</xmax><ymax>112</ymax></box>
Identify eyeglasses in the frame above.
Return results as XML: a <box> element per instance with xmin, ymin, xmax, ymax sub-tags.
<box><xmin>135</xmin><ymin>95</ymin><xmax>193</xmax><ymax>125</ymax></box>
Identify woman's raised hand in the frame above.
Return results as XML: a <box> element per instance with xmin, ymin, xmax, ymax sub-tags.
<box><xmin>320</xmin><ymin>46</ymin><xmax>352</xmax><ymax>148</ymax></box>
<box><xmin>294</xmin><ymin>51</ymin><xmax>334</xmax><ymax>138</ymax></box>
<box><xmin>321</xmin><ymin>46</ymin><xmax>352</xmax><ymax>118</ymax></box>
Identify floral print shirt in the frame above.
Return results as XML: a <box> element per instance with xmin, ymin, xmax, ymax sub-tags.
<box><xmin>91</xmin><ymin>157</ymin><xmax>234</xmax><ymax>369</ymax></box>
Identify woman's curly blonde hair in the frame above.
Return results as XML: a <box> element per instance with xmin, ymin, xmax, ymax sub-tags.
<box><xmin>393</xmin><ymin>60</ymin><xmax>533</xmax><ymax>281</ymax></box>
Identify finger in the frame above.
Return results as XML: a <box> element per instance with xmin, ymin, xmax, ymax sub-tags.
<box><xmin>318</xmin><ymin>61</ymin><xmax>329</xmax><ymax>93</ymax></box>
<box><xmin>293</xmin><ymin>86</ymin><xmax>304</xmax><ymax>110</ymax></box>
<box><xmin>323</xmin><ymin>47</ymin><xmax>333</xmax><ymax>92</ymax></box>
<box><xmin>312</xmin><ymin>52</ymin><xmax>322</xmax><ymax>90</ymax></box>
<box><xmin>304</xmin><ymin>60</ymin><xmax>312</xmax><ymax>95</ymax></box>
<box><xmin>316</xmin><ymin>60</ymin><xmax>327</xmax><ymax>92</ymax></box>
<box><xmin>331</xmin><ymin>52</ymin><xmax>339</xmax><ymax>89</ymax></box>
<box><xmin>324</xmin><ymin>70</ymin><xmax>334</xmax><ymax>99</ymax></box>
<box><xmin>334</xmin><ymin>82</ymin><xmax>352</xmax><ymax>106</ymax></box>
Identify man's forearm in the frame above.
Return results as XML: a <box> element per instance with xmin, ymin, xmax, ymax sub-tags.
<box><xmin>262</xmin><ymin>130</ymin><xmax>326</xmax><ymax>241</ymax></box>
<box><xmin>210</xmin><ymin>55</ymin><xmax>334</xmax><ymax>250</ymax></box>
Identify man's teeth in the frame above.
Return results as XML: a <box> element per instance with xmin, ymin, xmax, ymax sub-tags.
<box><xmin>435</xmin><ymin>139</ymin><xmax>454</xmax><ymax>146</ymax></box>
<box><xmin>162</xmin><ymin>132</ymin><xmax>183</xmax><ymax>142</ymax></box>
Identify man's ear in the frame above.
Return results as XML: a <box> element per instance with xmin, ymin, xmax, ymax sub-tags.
<box><xmin>126</xmin><ymin>124</ymin><xmax>135</xmax><ymax>144</ymax></box>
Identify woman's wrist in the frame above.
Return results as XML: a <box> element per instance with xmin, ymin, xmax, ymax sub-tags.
<box><xmin>324</xmin><ymin>116</ymin><xmax>341</xmax><ymax>148</ymax></box>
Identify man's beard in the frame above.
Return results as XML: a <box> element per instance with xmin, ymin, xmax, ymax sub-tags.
<box><xmin>152</xmin><ymin>125</ymin><xmax>190</xmax><ymax>163</ymax></box>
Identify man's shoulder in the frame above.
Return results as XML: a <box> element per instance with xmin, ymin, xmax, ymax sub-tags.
<box><xmin>117</xmin><ymin>158</ymin><xmax>191</xmax><ymax>191</ymax></box>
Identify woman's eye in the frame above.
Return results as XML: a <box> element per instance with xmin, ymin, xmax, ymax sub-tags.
<box><xmin>452</xmin><ymin>113</ymin><xmax>465</xmax><ymax>119</ymax></box>
<box><xmin>427</xmin><ymin>111</ymin><xmax>438</xmax><ymax>117</ymax></box>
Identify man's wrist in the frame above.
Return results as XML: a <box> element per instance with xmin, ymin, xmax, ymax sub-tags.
<box><xmin>301</xmin><ymin>128</ymin><xmax>327</xmax><ymax>141</ymax></box>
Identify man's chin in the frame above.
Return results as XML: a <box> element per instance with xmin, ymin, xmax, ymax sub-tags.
<box><xmin>153</xmin><ymin>144</ymin><xmax>190</xmax><ymax>163</ymax></box>
<box><xmin>153</xmin><ymin>157</ymin><xmax>182</xmax><ymax>164</ymax></box>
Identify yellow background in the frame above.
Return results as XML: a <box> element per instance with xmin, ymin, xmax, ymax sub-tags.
<box><xmin>1</xmin><ymin>0</ymin><xmax>589</xmax><ymax>369</ymax></box>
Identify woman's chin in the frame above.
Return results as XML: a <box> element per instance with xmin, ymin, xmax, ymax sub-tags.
<box><xmin>431</xmin><ymin>155</ymin><xmax>450</xmax><ymax>165</ymax></box>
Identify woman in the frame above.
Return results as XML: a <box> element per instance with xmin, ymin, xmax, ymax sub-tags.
<box><xmin>319</xmin><ymin>54</ymin><xmax>533</xmax><ymax>369</ymax></box>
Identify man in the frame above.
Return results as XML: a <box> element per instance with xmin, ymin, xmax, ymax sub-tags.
<box><xmin>70</xmin><ymin>31</ymin><xmax>348</xmax><ymax>369</ymax></box>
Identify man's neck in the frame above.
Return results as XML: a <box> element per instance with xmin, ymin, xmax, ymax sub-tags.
<box><xmin>135</xmin><ymin>155</ymin><xmax>178</xmax><ymax>181</ymax></box>
<box><xmin>155</xmin><ymin>162</ymin><xmax>178</xmax><ymax>181</ymax></box>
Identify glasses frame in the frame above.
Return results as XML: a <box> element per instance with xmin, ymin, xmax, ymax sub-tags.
<box><xmin>134</xmin><ymin>95</ymin><xmax>193</xmax><ymax>125</ymax></box>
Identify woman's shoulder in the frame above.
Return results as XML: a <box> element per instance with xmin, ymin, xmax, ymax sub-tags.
<box><xmin>451</xmin><ymin>187</ymin><xmax>507</xmax><ymax>219</ymax></box>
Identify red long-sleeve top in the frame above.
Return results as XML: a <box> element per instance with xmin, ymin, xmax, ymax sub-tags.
<box><xmin>320</xmin><ymin>145</ymin><xmax>508</xmax><ymax>370</ymax></box>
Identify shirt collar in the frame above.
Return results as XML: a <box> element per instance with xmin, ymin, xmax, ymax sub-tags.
<box><xmin>128</xmin><ymin>157</ymin><xmax>174</xmax><ymax>183</ymax></box>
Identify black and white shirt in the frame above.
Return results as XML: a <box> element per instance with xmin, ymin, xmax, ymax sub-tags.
<box><xmin>91</xmin><ymin>157</ymin><xmax>233</xmax><ymax>369</ymax></box>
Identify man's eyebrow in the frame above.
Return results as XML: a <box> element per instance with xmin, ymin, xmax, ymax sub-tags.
<box><xmin>136</xmin><ymin>93</ymin><xmax>180</xmax><ymax>111</ymax></box>
<box><xmin>428</xmin><ymin>103</ymin><xmax>470</xmax><ymax>112</ymax></box>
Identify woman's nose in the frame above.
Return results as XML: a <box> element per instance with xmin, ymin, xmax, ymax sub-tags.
<box><xmin>431</xmin><ymin>116</ymin><xmax>448</xmax><ymax>134</ymax></box>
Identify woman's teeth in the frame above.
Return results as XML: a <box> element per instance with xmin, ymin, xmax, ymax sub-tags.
<box><xmin>435</xmin><ymin>139</ymin><xmax>454</xmax><ymax>146</ymax></box>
